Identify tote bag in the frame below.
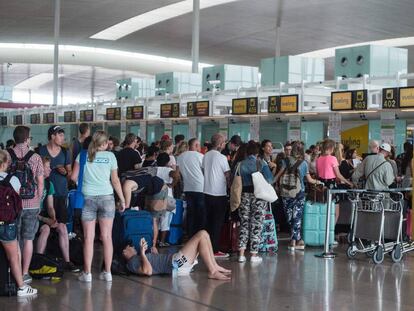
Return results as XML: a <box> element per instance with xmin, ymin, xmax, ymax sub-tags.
<box><xmin>230</xmin><ymin>163</ymin><xmax>242</xmax><ymax>212</ymax></box>
<box><xmin>252</xmin><ymin>160</ymin><xmax>278</xmax><ymax>203</ymax></box>
<box><xmin>68</xmin><ymin>150</ymin><xmax>87</xmax><ymax>209</ymax></box>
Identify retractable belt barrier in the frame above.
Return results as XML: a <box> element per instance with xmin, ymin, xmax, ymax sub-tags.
<box><xmin>315</xmin><ymin>187</ymin><xmax>413</xmax><ymax>259</ymax></box>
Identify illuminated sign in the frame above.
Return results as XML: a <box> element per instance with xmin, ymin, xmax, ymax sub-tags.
<box><xmin>14</xmin><ymin>115</ymin><xmax>23</xmax><ymax>125</ymax></box>
<box><xmin>0</xmin><ymin>116</ymin><xmax>7</xmax><ymax>126</ymax></box>
<box><xmin>80</xmin><ymin>110</ymin><xmax>94</xmax><ymax>122</ymax></box>
<box><xmin>64</xmin><ymin>111</ymin><xmax>76</xmax><ymax>123</ymax></box>
<box><xmin>231</xmin><ymin>97</ymin><xmax>258</xmax><ymax>115</ymax></box>
<box><xmin>331</xmin><ymin>90</ymin><xmax>367</xmax><ymax>111</ymax></box>
<box><xmin>268</xmin><ymin>95</ymin><xmax>299</xmax><ymax>113</ymax></box>
<box><xmin>187</xmin><ymin>101</ymin><xmax>210</xmax><ymax>117</ymax></box>
<box><xmin>43</xmin><ymin>112</ymin><xmax>55</xmax><ymax>124</ymax></box>
<box><xmin>160</xmin><ymin>103</ymin><xmax>180</xmax><ymax>118</ymax></box>
<box><xmin>106</xmin><ymin>107</ymin><xmax>121</xmax><ymax>121</ymax></box>
<box><xmin>30</xmin><ymin>114</ymin><xmax>41</xmax><ymax>124</ymax></box>
<box><xmin>382</xmin><ymin>88</ymin><xmax>399</xmax><ymax>109</ymax></box>
<box><xmin>399</xmin><ymin>87</ymin><xmax>414</xmax><ymax>108</ymax></box>
<box><xmin>126</xmin><ymin>106</ymin><xmax>144</xmax><ymax>120</ymax></box>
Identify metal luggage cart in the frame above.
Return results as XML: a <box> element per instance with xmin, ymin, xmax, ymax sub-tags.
<box><xmin>346</xmin><ymin>192</ymin><xmax>386</xmax><ymax>264</ymax></box>
<box><xmin>381</xmin><ymin>192</ymin><xmax>404</xmax><ymax>263</ymax></box>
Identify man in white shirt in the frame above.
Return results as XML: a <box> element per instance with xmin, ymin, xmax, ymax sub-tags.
<box><xmin>176</xmin><ymin>138</ymin><xmax>205</xmax><ymax>238</ymax></box>
<box><xmin>202</xmin><ymin>134</ymin><xmax>231</xmax><ymax>258</ymax></box>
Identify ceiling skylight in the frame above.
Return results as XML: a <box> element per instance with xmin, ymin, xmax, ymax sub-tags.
<box><xmin>14</xmin><ymin>73</ymin><xmax>65</xmax><ymax>90</ymax></box>
<box><xmin>90</xmin><ymin>0</ymin><xmax>239</xmax><ymax>41</ymax></box>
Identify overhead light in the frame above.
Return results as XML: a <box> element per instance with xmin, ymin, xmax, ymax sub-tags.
<box><xmin>14</xmin><ymin>73</ymin><xmax>65</xmax><ymax>90</ymax></box>
<box><xmin>401</xmin><ymin>109</ymin><xmax>414</xmax><ymax>112</ymax></box>
<box><xmin>297</xmin><ymin>36</ymin><xmax>414</xmax><ymax>59</ymax></box>
<box><xmin>90</xmin><ymin>0</ymin><xmax>239</xmax><ymax>41</ymax></box>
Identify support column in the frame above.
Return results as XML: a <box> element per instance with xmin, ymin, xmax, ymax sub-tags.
<box><xmin>91</xmin><ymin>67</ymin><xmax>96</xmax><ymax>103</ymax></box>
<box><xmin>191</xmin><ymin>0</ymin><xmax>200</xmax><ymax>73</ymax></box>
<box><xmin>275</xmin><ymin>0</ymin><xmax>283</xmax><ymax>57</ymax></box>
<box><xmin>53</xmin><ymin>0</ymin><xmax>61</xmax><ymax>106</ymax></box>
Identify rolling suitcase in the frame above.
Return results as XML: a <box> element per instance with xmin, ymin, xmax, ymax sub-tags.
<box><xmin>259</xmin><ymin>203</ymin><xmax>278</xmax><ymax>253</ymax></box>
<box><xmin>303</xmin><ymin>201</ymin><xmax>335</xmax><ymax>246</ymax></box>
<box><xmin>0</xmin><ymin>243</ymin><xmax>17</xmax><ymax>296</ymax></box>
<box><xmin>112</xmin><ymin>209</ymin><xmax>154</xmax><ymax>254</ymax></box>
<box><xmin>219</xmin><ymin>220</ymin><xmax>239</xmax><ymax>253</ymax></box>
<box><xmin>168</xmin><ymin>199</ymin><xmax>184</xmax><ymax>245</ymax></box>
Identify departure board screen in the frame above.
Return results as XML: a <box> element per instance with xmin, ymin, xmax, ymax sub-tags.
<box><xmin>80</xmin><ymin>110</ymin><xmax>94</xmax><ymax>122</ymax></box>
<box><xmin>126</xmin><ymin>106</ymin><xmax>144</xmax><ymax>120</ymax></box>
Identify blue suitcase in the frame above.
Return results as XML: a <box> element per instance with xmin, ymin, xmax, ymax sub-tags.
<box><xmin>168</xmin><ymin>200</ymin><xmax>184</xmax><ymax>245</ymax></box>
<box><xmin>303</xmin><ymin>201</ymin><xmax>335</xmax><ymax>246</ymax></box>
<box><xmin>112</xmin><ymin>209</ymin><xmax>154</xmax><ymax>253</ymax></box>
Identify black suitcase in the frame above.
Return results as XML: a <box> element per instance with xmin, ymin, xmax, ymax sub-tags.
<box><xmin>0</xmin><ymin>243</ymin><xmax>17</xmax><ymax>296</ymax></box>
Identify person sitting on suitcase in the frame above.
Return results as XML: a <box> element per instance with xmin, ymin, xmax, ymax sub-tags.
<box><xmin>0</xmin><ymin>150</ymin><xmax>37</xmax><ymax>297</ymax></box>
<box><xmin>36</xmin><ymin>157</ymin><xmax>79</xmax><ymax>272</ymax></box>
<box><xmin>122</xmin><ymin>230</ymin><xmax>231</xmax><ymax>280</ymax></box>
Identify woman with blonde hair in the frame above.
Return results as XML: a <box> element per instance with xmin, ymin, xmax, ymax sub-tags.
<box><xmin>174</xmin><ymin>141</ymin><xmax>189</xmax><ymax>157</ymax></box>
<box><xmin>71</xmin><ymin>131</ymin><xmax>126</xmax><ymax>283</ymax></box>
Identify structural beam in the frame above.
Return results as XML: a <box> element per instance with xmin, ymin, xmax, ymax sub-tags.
<box><xmin>191</xmin><ymin>0</ymin><xmax>200</xmax><ymax>73</ymax></box>
<box><xmin>53</xmin><ymin>0</ymin><xmax>61</xmax><ymax>106</ymax></box>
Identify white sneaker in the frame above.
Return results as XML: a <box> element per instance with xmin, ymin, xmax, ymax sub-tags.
<box><xmin>238</xmin><ymin>256</ymin><xmax>247</xmax><ymax>263</ymax></box>
<box><xmin>17</xmin><ymin>285</ymin><xmax>37</xmax><ymax>297</ymax></box>
<box><xmin>99</xmin><ymin>271</ymin><xmax>112</xmax><ymax>282</ymax></box>
<box><xmin>250</xmin><ymin>256</ymin><xmax>263</xmax><ymax>263</ymax></box>
<box><xmin>78</xmin><ymin>272</ymin><xmax>92</xmax><ymax>283</ymax></box>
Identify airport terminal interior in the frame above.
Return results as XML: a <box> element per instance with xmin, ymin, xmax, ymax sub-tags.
<box><xmin>2</xmin><ymin>0</ymin><xmax>414</xmax><ymax>310</ymax></box>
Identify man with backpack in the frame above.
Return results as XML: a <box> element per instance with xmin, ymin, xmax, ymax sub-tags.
<box><xmin>39</xmin><ymin>126</ymin><xmax>72</xmax><ymax>225</ymax></box>
<box><xmin>7</xmin><ymin>126</ymin><xmax>44</xmax><ymax>285</ymax></box>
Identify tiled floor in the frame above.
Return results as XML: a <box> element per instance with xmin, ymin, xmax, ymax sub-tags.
<box><xmin>2</xmin><ymin>244</ymin><xmax>414</xmax><ymax>311</ymax></box>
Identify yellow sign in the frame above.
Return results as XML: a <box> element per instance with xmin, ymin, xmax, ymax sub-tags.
<box><xmin>400</xmin><ymin>87</ymin><xmax>414</xmax><ymax>108</ymax></box>
<box><xmin>280</xmin><ymin>95</ymin><xmax>298</xmax><ymax>113</ymax></box>
<box><xmin>341</xmin><ymin>124</ymin><xmax>369</xmax><ymax>156</ymax></box>
<box><xmin>331</xmin><ymin>92</ymin><xmax>352</xmax><ymax>111</ymax></box>
<box><xmin>232</xmin><ymin>99</ymin><xmax>247</xmax><ymax>114</ymax></box>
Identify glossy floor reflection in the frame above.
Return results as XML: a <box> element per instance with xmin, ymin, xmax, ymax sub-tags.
<box><xmin>2</xmin><ymin>243</ymin><xmax>414</xmax><ymax>311</ymax></box>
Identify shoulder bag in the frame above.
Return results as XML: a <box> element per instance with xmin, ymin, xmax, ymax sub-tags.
<box><xmin>252</xmin><ymin>160</ymin><xmax>278</xmax><ymax>203</ymax></box>
<box><xmin>230</xmin><ymin>162</ymin><xmax>242</xmax><ymax>212</ymax></box>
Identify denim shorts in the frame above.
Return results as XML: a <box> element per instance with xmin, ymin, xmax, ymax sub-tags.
<box><xmin>0</xmin><ymin>221</ymin><xmax>17</xmax><ymax>243</ymax></box>
<box><xmin>82</xmin><ymin>195</ymin><xmax>115</xmax><ymax>221</ymax></box>
<box><xmin>17</xmin><ymin>208</ymin><xmax>40</xmax><ymax>241</ymax></box>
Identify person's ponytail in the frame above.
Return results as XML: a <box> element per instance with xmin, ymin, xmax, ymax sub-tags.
<box><xmin>88</xmin><ymin>130</ymin><xmax>108</xmax><ymax>162</ymax></box>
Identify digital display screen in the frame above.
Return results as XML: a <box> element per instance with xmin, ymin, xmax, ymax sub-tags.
<box><xmin>160</xmin><ymin>103</ymin><xmax>180</xmax><ymax>118</ymax></box>
<box><xmin>126</xmin><ymin>106</ymin><xmax>144</xmax><ymax>120</ymax></box>
<box><xmin>30</xmin><ymin>114</ymin><xmax>41</xmax><ymax>124</ymax></box>
<box><xmin>43</xmin><ymin>112</ymin><xmax>55</xmax><ymax>124</ymax></box>
<box><xmin>64</xmin><ymin>111</ymin><xmax>76</xmax><ymax>123</ymax></box>
<box><xmin>231</xmin><ymin>97</ymin><xmax>258</xmax><ymax>115</ymax></box>
<box><xmin>187</xmin><ymin>101</ymin><xmax>210</xmax><ymax>117</ymax></box>
<box><xmin>106</xmin><ymin>107</ymin><xmax>121</xmax><ymax>121</ymax></box>
<box><xmin>80</xmin><ymin>110</ymin><xmax>94</xmax><ymax>122</ymax></box>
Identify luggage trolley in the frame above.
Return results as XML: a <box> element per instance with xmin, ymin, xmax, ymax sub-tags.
<box><xmin>382</xmin><ymin>192</ymin><xmax>404</xmax><ymax>263</ymax></box>
<box><xmin>346</xmin><ymin>192</ymin><xmax>386</xmax><ymax>264</ymax></box>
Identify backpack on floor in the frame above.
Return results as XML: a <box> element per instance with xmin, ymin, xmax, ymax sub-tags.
<box><xmin>280</xmin><ymin>159</ymin><xmax>303</xmax><ymax>198</ymax></box>
<box><xmin>29</xmin><ymin>253</ymin><xmax>64</xmax><ymax>280</ymax></box>
<box><xmin>0</xmin><ymin>175</ymin><xmax>22</xmax><ymax>222</ymax></box>
<box><xmin>8</xmin><ymin>149</ymin><xmax>37</xmax><ymax>199</ymax></box>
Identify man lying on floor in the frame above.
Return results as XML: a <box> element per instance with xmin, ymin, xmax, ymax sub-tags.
<box><xmin>122</xmin><ymin>230</ymin><xmax>231</xmax><ymax>280</ymax></box>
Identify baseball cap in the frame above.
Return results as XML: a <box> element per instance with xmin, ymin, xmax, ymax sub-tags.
<box><xmin>379</xmin><ymin>143</ymin><xmax>391</xmax><ymax>153</ymax></box>
<box><xmin>48</xmin><ymin>125</ymin><xmax>65</xmax><ymax>140</ymax></box>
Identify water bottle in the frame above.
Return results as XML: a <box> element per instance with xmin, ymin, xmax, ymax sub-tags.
<box><xmin>172</xmin><ymin>261</ymin><xmax>178</xmax><ymax>278</ymax></box>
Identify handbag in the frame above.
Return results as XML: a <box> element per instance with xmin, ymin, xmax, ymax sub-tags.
<box><xmin>230</xmin><ymin>162</ymin><xmax>242</xmax><ymax>212</ymax></box>
<box><xmin>252</xmin><ymin>160</ymin><xmax>278</xmax><ymax>203</ymax></box>
<box><xmin>69</xmin><ymin>150</ymin><xmax>87</xmax><ymax>209</ymax></box>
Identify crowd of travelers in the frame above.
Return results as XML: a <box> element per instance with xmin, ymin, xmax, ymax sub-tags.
<box><xmin>0</xmin><ymin>123</ymin><xmax>412</xmax><ymax>297</ymax></box>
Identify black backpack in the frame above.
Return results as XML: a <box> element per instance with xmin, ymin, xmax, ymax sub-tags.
<box><xmin>7</xmin><ymin>149</ymin><xmax>36</xmax><ymax>199</ymax></box>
